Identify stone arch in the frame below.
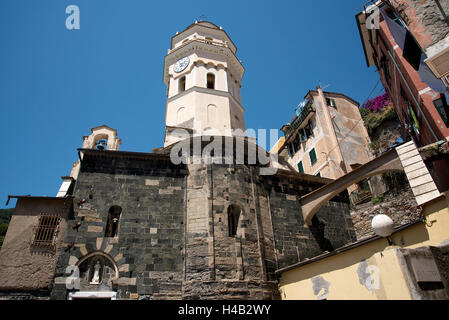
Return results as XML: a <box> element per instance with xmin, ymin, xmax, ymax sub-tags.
<box><xmin>76</xmin><ymin>251</ymin><xmax>119</xmax><ymax>279</ymax></box>
<box><xmin>75</xmin><ymin>251</ymin><xmax>119</xmax><ymax>291</ymax></box>
<box><xmin>301</xmin><ymin>149</ymin><xmax>404</xmax><ymax>225</ymax></box>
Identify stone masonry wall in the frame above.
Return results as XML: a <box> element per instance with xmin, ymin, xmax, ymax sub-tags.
<box><xmin>51</xmin><ymin>151</ymin><xmax>357</xmax><ymax>300</ymax></box>
<box><xmin>51</xmin><ymin>152</ymin><xmax>187</xmax><ymax>300</ymax></box>
<box><xmin>351</xmin><ymin>186</ymin><xmax>421</xmax><ymax>240</ymax></box>
<box><xmin>183</xmin><ymin>163</ymin><xmax>279</xmax><ymax>300</ymax></box>
<box><xmin>263</xmin><ymin>173</ymin><xmax>356</xmax><ymax>270</ymax></box>
<box><xmin>392</xmin><ymin>0</ymin><xmax>449</xmax><ymax>50</ymax></box>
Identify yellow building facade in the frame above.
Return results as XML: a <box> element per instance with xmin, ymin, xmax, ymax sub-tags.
<box><xmin>278</xmin><ymin>191</ymin><xmax>449</xmax><ymax>300</ymax></box>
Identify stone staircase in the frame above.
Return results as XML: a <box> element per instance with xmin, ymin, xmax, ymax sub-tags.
<box><xmin>396</xmin><ymin>141</ymin><xmax>441</xmax><ymax>206</ymax></box>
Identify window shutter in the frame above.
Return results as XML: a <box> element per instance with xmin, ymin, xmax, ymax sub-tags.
<box><xmin>309</xmin><ymin>148</ymin><xmax>317</xmax><ymax>165</ymax></box>
<box><xmin>297</xmin><ymin>161</ymin><xmax>304</xmax><ymax>173</ymax></box>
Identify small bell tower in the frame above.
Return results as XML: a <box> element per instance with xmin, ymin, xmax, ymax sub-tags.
<box><xmin>70</xmin><ymin>125</ymin><xmax>121</xmax><ymax>180</ymax></box>
<box><xmin>163</xmin><ymin>21</ymin><xmax>246</xmax><ymax>147</ymax></box>
<box><xmin>81</xmin><ymin>125</ymin><xmax>122</xmax><ymax>151</ymax></box>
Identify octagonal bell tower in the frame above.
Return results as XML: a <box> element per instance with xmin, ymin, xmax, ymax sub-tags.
<box><xmin>163</xmin><ymin>21</ymin><xmax>246</xmax><ymax>147</ymax></box>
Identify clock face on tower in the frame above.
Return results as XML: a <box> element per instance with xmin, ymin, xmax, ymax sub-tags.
<box><xmin>173</xmin><ymin>56</ymin><xmax>190</xmax><ymax>73</ymax></box>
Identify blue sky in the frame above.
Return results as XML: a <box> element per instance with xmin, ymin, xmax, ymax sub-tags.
<box><xmin>0</xmin><ymin>0</ymin><xmax>381</xmax><ymax>207</ymax></box>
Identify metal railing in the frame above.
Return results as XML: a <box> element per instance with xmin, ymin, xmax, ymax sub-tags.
<box><xmin>285</xmin><ymin>102</ymin><xmax>316</xmax><ymax>140</ymax></box>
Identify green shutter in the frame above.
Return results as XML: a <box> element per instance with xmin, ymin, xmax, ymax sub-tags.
<box><xmin>297</xmin><ymin>161</ymin><xmax>304</xmax><ymax>173</ymax></box>
<box><xmin>309</xmin><ymin>148</ymin><xmax>317</xmax><ymax>165</ymax></box>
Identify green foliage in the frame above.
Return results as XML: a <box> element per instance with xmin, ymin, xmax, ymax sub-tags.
<box><xmin>359</xmin><ymin>107</ymin><xmax>369</xmax><ymax>118</ymax></box>
<box><xmin>372</xmin><ymin>194</ymin><xmax>385</xmax><ymax>204</ymax></box>
<box><xmin>361</xmin><ymin>104</ymin><xmax>398</xmax><ymax>135</ymax></box>
<box><xmin>0</xmin><ymin>223</ymin><xmax>8</xmax><ymax>236</ymax></box>
<box><xmin>369</xmin><ymin>141</ymin><xmax>378</xmax><ymax>151</ymax></box>
<box><xmin>0</xmin><ymin>208</ymin><xmax>14</xmax><ymax>225</ymax></box>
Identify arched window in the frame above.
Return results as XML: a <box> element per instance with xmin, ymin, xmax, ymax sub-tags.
<box><xmin>178</xmin><ymin>76</ymin><xmax>186</xmax><ymax>94</ymax></box>
<box><xmin>228</xmin><ymin>204</ymin><xmax>241</xmax><ymax>237</ymax></box>
<box><xmin>207</xmin><ymin>104</ymin><xmax>217</xmax><ymax>126</ymax></box>
<box><xmin>105</xmin><ymin>206</ymin><xmax>122</xmax><ymax>238</ymax></box>
<box><xmin>207</xmin><ymin>73</ymin><xmax>215</xmax><ymax>89</ymax></box>
<box><xmin>177</xmin><ymin>107</ymin><xmax>186</xmax><ymax>124</ymax></box>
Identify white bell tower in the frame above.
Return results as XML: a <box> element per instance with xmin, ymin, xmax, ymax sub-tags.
<box><xmin>163</xmin><ymin>21</ymin><xmax>246</xmax><ymax>147</ymax></box>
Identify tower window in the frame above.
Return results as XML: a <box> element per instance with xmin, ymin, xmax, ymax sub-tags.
<box><xmin>207</xmin><ymin>73</ymin><xmax>215</xmax><ymax>89</ymax></box>
<box><xmin>228</xmin><ymin>204</ymin><xmax>241</xmax><ymax>237</ymax></box>
<box><xmin>105</xmin><ymin>206</ymin><xmax>122</xmax><ymax>238</ymax></box>
<box><xmin>178</xmin><ymin>76</ymin><xmax>186</xmax><ymax>94</ymax></box>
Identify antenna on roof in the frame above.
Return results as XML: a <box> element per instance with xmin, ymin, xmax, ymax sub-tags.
<box><xmin>319</xmin><ymin>81</ymin><xmax>331</xmax><ymax>90</ymax></box>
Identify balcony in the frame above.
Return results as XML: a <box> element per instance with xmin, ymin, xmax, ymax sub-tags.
<box><xmin>284</xmin><ymin>100</ymin><xmax>316</xmax><ymax>140</ymax></box>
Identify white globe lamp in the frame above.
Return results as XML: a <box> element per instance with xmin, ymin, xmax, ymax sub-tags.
<box><xmin>371</xmin><ymin>214</ymin><xmax>394</xmax><ymax>239</ymax></box>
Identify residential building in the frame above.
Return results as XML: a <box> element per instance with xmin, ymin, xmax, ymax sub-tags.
<box><xmin>356</xmin><ymin>0</ymin><xmax>449</xmax><ymax>190</ymax></box>
<box><xmin>276</xmin><ymin>87</ymin><xmax>377</xmax><ymax>202</ymax></box>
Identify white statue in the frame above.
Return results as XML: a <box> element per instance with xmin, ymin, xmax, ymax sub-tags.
<box><xmin>90</xmin><ymin>261</ymin><xmax>101</xmax><ymax>284</ymax></box>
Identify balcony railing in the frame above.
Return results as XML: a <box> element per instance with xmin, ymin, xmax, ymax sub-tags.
<box><xmin>285</xmin><ymin>101</ymin><xmax>315</xmax><ymax>140</ymax></box>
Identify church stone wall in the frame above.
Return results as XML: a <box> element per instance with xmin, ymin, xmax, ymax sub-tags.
<box><xmin>51</xmin><ymin>150</ymin><xmax>356</xmax><ymax>300</ymax></box>
<box><xmin>183</xmin><ymin>163</ymin><xmax>279</xmax><ymax>300</ymax></box>
<box><xmin>51</xmin><ymin>153</ymin><xmax>187</xmax><ymax>300</ymax></box>
<box><xmin>264</xmin><ymin>174</ymin><xmax>356</xmax><ymax>269</ymax></box>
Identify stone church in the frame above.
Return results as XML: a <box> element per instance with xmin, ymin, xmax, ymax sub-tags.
<box><xmin>0</xmin><ymin>21</ymin><xmax>355</xmax><ymax>300</ymax></box>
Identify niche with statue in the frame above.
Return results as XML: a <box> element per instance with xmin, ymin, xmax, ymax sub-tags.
<box><xmin>77</xmin><ymin>255</ymin><xmax>118</xmax><ymax>291</ymax></box>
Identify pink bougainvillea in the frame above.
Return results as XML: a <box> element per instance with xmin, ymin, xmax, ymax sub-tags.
<box><xmin>361</xmin><ymin>93</ymin><xmax>391</xmax><ymax>111</ymax></box>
